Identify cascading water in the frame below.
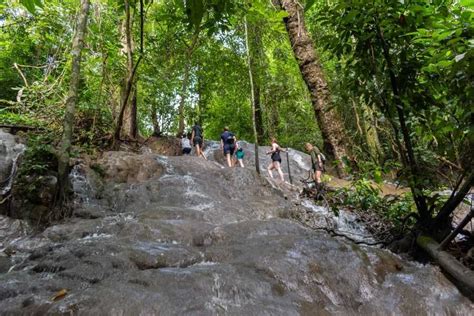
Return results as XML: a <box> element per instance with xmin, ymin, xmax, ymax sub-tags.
<box><xmin>0</xmin><ymin>143</ymin><xmax>472</xmax><ymax>314</ymax></box>
<box><xmin>69</xmin><ymin>164</ymin><xmax>94</xmax><ymax>206</ymax></box>
<box><xmin>0</xmin><ymin>130</ymin><xmax>26</xmax><ymax>197</ymax></box>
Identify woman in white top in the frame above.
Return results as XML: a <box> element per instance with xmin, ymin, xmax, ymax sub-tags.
<box><xmin>181</xmin><ymin>133</ymin><xmax>192</xmax><ymax>155</ymax></box>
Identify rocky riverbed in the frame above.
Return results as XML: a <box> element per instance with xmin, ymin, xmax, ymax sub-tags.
<box><xmin>0</xmin><ymin>136</ymin><xmax>473</xmax><ymax>314</ymax></box>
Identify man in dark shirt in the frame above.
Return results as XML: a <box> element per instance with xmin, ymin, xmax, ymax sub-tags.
<box><xmin>220</xmin><ymin>127</ymin><xmax>236</xmax><ymax>167</ymax></box>
<box><xmin>191</xmin><ymin>123</ymin><xmax>207</xmax><ymax>160</ymax></box>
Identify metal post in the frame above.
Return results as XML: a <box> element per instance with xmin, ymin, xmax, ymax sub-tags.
<box><xmin>286</xmin><ymin>150</ymin><xmax>293</xmax><ymax>184</ymax></box>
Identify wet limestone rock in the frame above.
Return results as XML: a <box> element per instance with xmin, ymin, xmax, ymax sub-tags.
<box><xmin>96</xmin><ymin>151</ymin><xmax>164</xmax><ymax>184</ymax></box>
<box><xmin>143</xmin><ymin>136</ymin><xmax>181</xmax><ymax>156</ymax></box>
<box><xmin>0</xmin><ymin>153</ymin><xmax>473</xmax><ymax>314</ymax></box>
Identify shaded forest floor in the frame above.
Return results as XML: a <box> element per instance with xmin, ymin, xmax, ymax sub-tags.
<box><xmin>327</xmin><ymin>177</ymin><xmax>409</xmax><ymax>196</ymax></box>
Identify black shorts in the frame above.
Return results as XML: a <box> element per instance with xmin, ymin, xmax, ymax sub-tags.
<box><xmin>182</xmin><ymin>148</ymin><xmax>191</xmax><ymax>155</ymax></box>
<box><xmin>193</xmin><ymin>137</ymin><xmax>203</xmax><ymax>147</ymax></box>
<box><xmin>224</xmin><ymin>144</ymin><xmax>235</xmax><ymax>155</ymax></box>
<box><xmin>271</xmin><ymin>152</ymin><xmax>281</xmax><ymax>163</ymax></box>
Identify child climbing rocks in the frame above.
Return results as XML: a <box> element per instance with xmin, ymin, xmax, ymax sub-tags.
<box><xmin>181</xmin><ymin>133</ymin><xmax>192</xmax><ymax>155</ymax></box>
<box><xmin>235</xmin><ymin>144</ymin><xmax>244</xmax><ymax>168</ymax></box>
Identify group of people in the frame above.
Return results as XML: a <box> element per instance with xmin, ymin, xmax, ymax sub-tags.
<box><xmin>180</xmin><ymin>123</ymin><xmax>325</xmax><ymax>185</ymax></box>
<box><xmin>180</xmin><ymin>124</ymin><xmax>245</xmax><ymax>168</ymax></box>
<box><xmin>180</xmin><ymin>124</ymin><xmax>207</xmax><ymax>160</ymax></box>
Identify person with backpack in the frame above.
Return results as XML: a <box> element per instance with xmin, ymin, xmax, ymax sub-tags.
<box><xmin>220</xmin><ymin>126</ymin><xmax>236</xmax><ymax>167</ymax></box>
<box><xmin>181</xmin><ymin>133</ymin><xmax>192</xmax><ymax>155</ymax></box>
<box><xmin>191</xmin><ymin>123</ymin><xmax>207</xmax><ymax>160</ymax></box>
<box><xmin>305</xmin><ymin>142</ymin><xmax>325</xmax><ymax>185</ymax></box>
<box><xmin>235</xmin><ymin>143</ymin><xmax>245</xmax><ymax>168</ymax></box>
<box><xmin>266</xmin><ymin>137</ymin><xmax>287</xmax><ymax>182</ymax></box>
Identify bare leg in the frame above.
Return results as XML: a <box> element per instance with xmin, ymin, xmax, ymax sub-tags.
<box><xmin>316</xmin><ymin>170</ymin><xmax>322</xmax><ymax>183</ymax></box>
<box><xmin>196</xmin><ymin>144</ymin><xmax>207</xmax><ymax>160</ymax></box>
<box><xmin>238</xmin><ymin>159</ymin><xmax>244</xmax><ymax>168</ymax></box>
<box><xmin>267</xmin><ymin>162</ymin><xmax>274</xmax><ymax>178</ymax></box>
<box><xmin>196</xmin><ymin>144</ymin><xmax>201</xmax><ymax>157</ymax></box>
<box><xmin>226</xmin><ymin>153</ymin><xmax>232</xmax><ymax>167</ymax></box>
<box><xmin>275</xmin><ymin>161</ymin><xmax>284</xmax><ymax>182</ymax></box>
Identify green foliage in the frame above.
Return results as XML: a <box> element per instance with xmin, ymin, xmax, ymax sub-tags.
<box><xmin>17</xmin><ymin>133</ymin><xmax>57</xmax><ymax>177</ymax></box>
<box><xmin>305</xmin><ymin>0</ymin><xmax>472</xmax><ymax>225</ymax></box>
<box><xmin>385</xmin><ymin>193</ymin><xmax>417</xmax><ymax>228</ymax></box>
<box><xmin>342</xmin><ymin>178</ymin><xmax>383</xmax><ymax>212</ymax></box>
<box><xmin>20</xmin><ymin>0</ymin><xmax>43</xmax><ymax>13</ymax></box>
<box><xmin>0</xmin><ymin>109</ymin><xmax>39</xmax><ymax>126</ymax></box>
<box><xmin>334</xmin><ymin>178</ymin><xmax>417</xmax><ymax>229</ymax></box>
<box><xmin>305</xmin><ymin>0</ymin><xmax>316</xmax><ymax>12</ymax></box>
<box><xmin>1</xmin><ymin>0</ymin><xmax>469</xmax><ymax>230</ymax></box>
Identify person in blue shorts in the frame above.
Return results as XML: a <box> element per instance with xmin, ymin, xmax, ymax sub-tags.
<box><xmin>220</xmin><ymin>127</ymin><xmax>236</xmax><ymax>167</ymax></box>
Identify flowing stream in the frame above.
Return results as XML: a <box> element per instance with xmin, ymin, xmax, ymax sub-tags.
<box><xmin>0</xmin><ymin>134</ymin><xmax>472</xmax><ymax>314</ymax></box>
<box><xmin>0</xmin><ymin>130</ymin><xmax>25</xmax><ymax>197</ymax></box>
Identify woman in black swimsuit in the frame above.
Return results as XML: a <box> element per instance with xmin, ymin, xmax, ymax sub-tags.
<box><xmin>266</xmin><ymin>137</ymin><xmax>286</xmax><ymax>182</ymax></box>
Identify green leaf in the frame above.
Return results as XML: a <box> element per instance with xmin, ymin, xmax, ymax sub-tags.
<box><xmin>305</xmin><ymin>0</ymin><xmax>316</xmax><ymax>12</ymax></box>
<box><xmin>185</xmin><ymin>0</ymin><xmax>204</xmax><ymax>30</ymax></box>
<box><xmin>20</xmin><ymin>0</ymin><xmax>37</xmax><ymax>13</ymax></box>
<box><xmin>460</xmin><ymin>0</ymin><xmax>474</xmax><ymax>8</ymax></box>
<box><xmin>18</xmin><ymin>0</ymin><xmax>43</xmax><ymax>13</ymax></box>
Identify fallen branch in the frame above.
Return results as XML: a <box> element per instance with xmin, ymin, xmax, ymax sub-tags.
<box><xmin>417</xmin><ymin>234</ymin><xmax>474</xmax><ymax>300</ymax></box>
<box><xmin>13</xmin><ymin>63</ymin><xmax>29</xmax><ymax>87</ymax></box>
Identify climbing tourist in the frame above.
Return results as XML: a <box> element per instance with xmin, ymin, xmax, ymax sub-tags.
<box><xmin>191</xmin><ymin>123</ymin><xmax>207</xmax><ymax>160</ymax></box>
<box><xmin>181</xmin><ymin>133</ymin><xmax>192</xmax><ymax>155</ymax></box>
<box><xmin>220</xmin><ymin>127</ymin><xmax>236</xmax><ymax>167</ymax></box>
<box><xmin>305</xmin><ymin>142</ymin><xmax>324</xmax><ymax>185</ymax></box>
<box><xmin>235</xmin><ymin>143</ymin><xmax>245</xmax><ymax>168</ymax></box>
<box><xmin>267</xmin><ymin>137</ymin><xmax>287</xmax><ymax>182</ymax></box>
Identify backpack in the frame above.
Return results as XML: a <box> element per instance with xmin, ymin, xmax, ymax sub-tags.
<box><xmin>225</xmin><ymin>132</ymin><xmax>235</xmax><ymax>145</ymax></box>
<box><xmin>193</xmin><ymin>125</ymin><xmax>202</xmax><ymax>138</ymax></box>
<box><xmin>319</xmin><ymin>152</ymin><xmax>326</xmax><ymax>163</ymax></box>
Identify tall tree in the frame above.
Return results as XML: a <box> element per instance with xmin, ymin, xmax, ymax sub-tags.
<box><xmin>274</xmin><ymin>0</ymin><xmax>349</xmax><ymax>177</ymax></box>
<box><xmin>177</xmin><ymin>29</ymin><xmax>200</xmax><ymax>136</ymax></box>
<box><xmin>248</xmin><ymin>22</ymin><xmax>266</xmax><ymax>144</ymax></box>
<box><xmin>114</xmin><ymin>0</ymin><xmax>144</xmax><ymax>144</ymax></box>
<box><xmin>57</xmin><ymin>0</ymin><xmax>91</xmax><ymax>202</ymax></box>
<box><xmin>244</xmin><ymin>16</ymin><xmax>260</xmax><ymax>174</ymax></box>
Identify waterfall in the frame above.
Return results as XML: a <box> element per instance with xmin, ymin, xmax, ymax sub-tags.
<box><xmin>0</xmin><ymin>143</ymin><xmax>26</xmax><ymax>197</ymax></box>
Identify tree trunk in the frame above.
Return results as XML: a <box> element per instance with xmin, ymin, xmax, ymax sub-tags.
<box><xmin>177</xmin><ymin>30</ymin><xmax>200</xmax><ymax>136</ymax></box>
<box><xmin>196</xmin><ymin>69</ymin><xmax>207</xmax><ymax>126</ymax></box>
<box><xmin>57</xmin><ymin>0</ymin><xmax>90</xmax><ymax>204</ymax></box>
<box><xmin>249</xmin><ymin>22</ymin><xmax>266</xmax><ymax>144</ymax></box>
<box><xmin>254</xmin><ymin>83</ymin><xmax>265</xmax><ymax>144</ymax></box>
<box><xmin>129</xmin><ymin>88</ymin><xmax>138</xmax><ymax>138</ymax></box>
<box><xmin>417</xmin><ymin>235</ymin><xmax>474</xmax><ymax>300</ymax></box>
<box><xmin>245</xmin><ymin>17</ymin><xmax>260</xmax><ymax>174</ymax></box>
<box><xmin>178</xmin><ymin>61</ymin><xmax>190</xmax><ymax>136</ymax></box>
<box><xmin>276</xmin><ymin>0</ymin><xmax>348</xmax><ymax>177</ymax></box>
<box><xmin>113</xmin><ymin>0</ymin><xmax>143</xmax><ymax>145</ymax></box>
<box><xmin>434</xmin><ymin>170</ymin><xmax>474</xmax><ymax>226</ymax></box>
<box><xmin>374</xmin><ymin>16</ymin><xmax>428</xmax><ymax>219</ymax></box>
<box><xmin>151</xmin><ymin>103</ymin><xmax>161</xmax><ymax>136</ymax></box>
